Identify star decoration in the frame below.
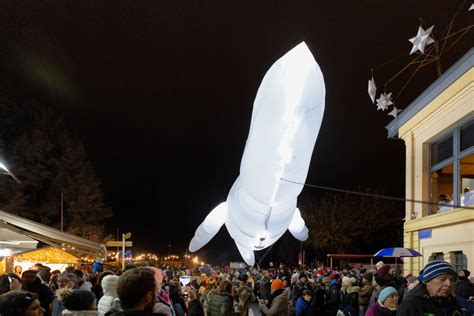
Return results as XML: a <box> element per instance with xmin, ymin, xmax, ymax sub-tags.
<box><xmin>469</xmin><ymin>3</ymin><xmax>474</xmax><ymax>10</ymax></box>
<box><xmin>388</xmin><ymin>106</ymin><xmax>402</xmax><ymax>118</ymax></box>
<box><xmin>376</xmin><ymin>92</ymin><xmax>393</xmax><ymax>111</ymax></box>
<box><xmin>368</xmin><ymin>77</ymin><xmax>377</xmax><ymax>104</ymax></box>
<box><xmin>409</xmin><ymin>25</ymin><xmax>435</xmax><ymax>55</ymax></box>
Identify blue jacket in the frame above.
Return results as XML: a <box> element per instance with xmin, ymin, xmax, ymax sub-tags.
<box><xmin>295</xmin><ymin>297</ymin><xmax>311</xmax><ymax>316</ymax></box>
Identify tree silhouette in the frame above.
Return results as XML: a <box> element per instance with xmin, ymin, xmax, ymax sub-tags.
<box><xmin>0</xmin><ymin>97</ymin><xmax>111</xmax><ymax>241</ymax></box>
<box><xmin>300</xmin><ymin>188</ymin><xmax>403</xmax><ymax>259</ymax></box>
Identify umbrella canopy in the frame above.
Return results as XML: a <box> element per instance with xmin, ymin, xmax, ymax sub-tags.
<box><xmin>374</xmin><ymin>247</ymin><xmax>422</xmax><ymax>258</ymax></box>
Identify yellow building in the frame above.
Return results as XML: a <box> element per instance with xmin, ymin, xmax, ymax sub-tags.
<box><xmin>386</xmin><ymin>48</ymin><xmax>473</xmax><ymax>276</ymax></box>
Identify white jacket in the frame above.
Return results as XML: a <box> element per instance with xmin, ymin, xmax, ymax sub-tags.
<box><xmin>97</xmin><ymin>275</ymin><xmax>120</xmax><ymax>316</ymax></box>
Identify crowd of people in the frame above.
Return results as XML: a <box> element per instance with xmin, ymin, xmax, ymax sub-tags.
<box><xmin>0</xmin><ymin>259</ymin><xmax>473</xmax><ymax>316</ymax></box>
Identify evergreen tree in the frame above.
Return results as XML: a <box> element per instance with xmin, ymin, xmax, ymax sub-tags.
<box><xmin>0</xmin><ymin>97</ymin><xmax>111</xmax><ymax>241</ymax></box>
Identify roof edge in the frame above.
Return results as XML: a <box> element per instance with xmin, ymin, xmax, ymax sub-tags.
<box><xmin>386</xmin><ymin>48</ymin><xmax>474</xmax><ymax>138</ymax></box>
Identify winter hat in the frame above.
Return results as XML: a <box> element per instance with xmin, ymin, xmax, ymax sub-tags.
<box><xmin>207</xmin><ymin>277</ymin><xmax>216</xmax><ymax>285</ymax></box>
<box><xmin>57</xmin><ymin>288</ymin><xmax>96</xmax><ymax>311</ymax></box>
<box><xmin>342</xmin><ymin>276</ymin><xmax>356</xmax><ymax>287</ymax></box>
<box><xmin>299</xmin><ymin>272</ymin><xmax>307</xmax><ymax>280</ymax></box>
<box><xmin>271</xmin><ymin>279</ymin><xmax>283</xmax><ymax>290</ymax></box>
<box><xmin>0</xmin><ymin>291</ymin><xmax>39</xmax><ymax>316</ymax></box>
<box><xmin>378</xmin><ymin>286</ymin><xmax>398</xmax><ymax>303</ymax></box>
<box><xmin>420</xmin><ymin>260</ymin><xmax>457</xmax><ymax>283</ymax></box>
<box><xmin>322</xmin><ymin>277</ymin><xmax>330</xmax><ymax>286</ymax></box>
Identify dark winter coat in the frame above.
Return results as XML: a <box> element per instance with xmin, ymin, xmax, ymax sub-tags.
<box><xmin>365</xmin><ymin>301</ymin><xmax>395</xmax><ymax>316</ymax></box>
<box><xmin>206</xmin><ymin>292</ymin><xmax>233</xmax><ymax>316</ymax></box>
<box><xmin>324</xmin><ymin>280</ymin><xmax>341</xmax><ymax>316</ymax></box>
<box><xmin>106</xmin><ymin>312</ymin><xmax>167</xmax><ymax>316</ymax></box>
<box><xmin>396</xmin><ymin>283</ymin><xmax>462</xmax><ymax>316</ymax></box>
<box><xmin>260</xmin><ymin>288</ymin><xmax>290</xmax><ymax>316</ymax></box>
<box><xmin>187</xmin><ymin>299</ymin><xmax>204</xmax><ymax>316</ymax></box>
<box><xmin>358</xmin><ymin>284</ymin><xmax>375</xmax><ymax>306</ymax></box>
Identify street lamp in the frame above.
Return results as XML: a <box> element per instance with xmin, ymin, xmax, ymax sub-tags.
<box><xmin>122</xmin><ymin>232</ymin><xmax>131</xmax><ymax>270</ymax></box>
<box><xmin>0</xmin><ymin>162</ymin><xmax>21</xmax><ymax>184</ymax></box>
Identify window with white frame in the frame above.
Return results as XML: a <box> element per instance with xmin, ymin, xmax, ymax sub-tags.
<box><xmin>430</xmin><ymin>119</ymin><xmax>474</xmax><ymax>214</ymax></box>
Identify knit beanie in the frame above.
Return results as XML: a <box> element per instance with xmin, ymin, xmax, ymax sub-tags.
<box><xmin>57</xmin><ymin>288</ymin><xmax>96</xmax><ymax>311</ymax></box>
<box><xmin>271</xmin><ymin>279</ymin><xmax>283</xmax><ymax>290</ymax></box>
<box><xmin>420</xmin><ymin>260</ymin><xmax>457</xmax><ymax>283</ymax></box>
<box><xmin>378</xmin><ymin>286</ymin><xmax>398</xmax><ymax>303</ymax></box>
<box><xmin>299</xmin><ymin>272</ymin><xmax>307</xmax><ymax>280</ymax></box>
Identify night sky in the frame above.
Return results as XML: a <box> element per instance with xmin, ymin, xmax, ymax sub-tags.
<box><xmin>0</xmin><ymin>0</ymin><xmax>472</xmax><ymax>264</ymax></box>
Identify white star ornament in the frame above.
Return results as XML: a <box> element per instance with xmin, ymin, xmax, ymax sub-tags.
<box><xmin>376</xmin><ymin>92</ymin><xmax>393</xmax><ymax>111</ymax></box>
<box><xmin>388</xmin><ymin>106</ymin><xmax>402</xmax><ymax>118</ymax></box>
<box><xmin>409</xmin><ymin>25</ymin><xmax>435</xmax><ymax>55</ymax></box>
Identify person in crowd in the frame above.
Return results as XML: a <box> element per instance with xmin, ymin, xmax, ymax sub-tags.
<box><xmin>0</xmin><ymin>290</ymin><xmax>45</xmax><ymax>316</ymax></box>
<box><xmin>98</xmin><ymin>275</ymin><xmax>121</xmax><ymax>316</ymax></box>
<box><xmin>366</xmin><ymin>286</ymin><xmax>398</xmax><ymax>316</ymax></box>
<box><xmin>187</xmin><ymin>286</ymin><xmax>204</xmax><ymax>316</ymax></box>
<box><xmin>92</xmin><ymin>271</ymin><xmax>115</xmax><ymax>301</ymax></box>
<box><xmin>22</xmin><ymin>270</ymin><xmax>53</xmax><ymax>315</ymax></box>
<box><xmin>235</xmin><ymin>274</ymin><xmax>255</xmax><ymax>316</ymax></box>
<box><xmin>106</xmin><ymin>267</ymin><xmax>167</xmax><ymax>316</ymax></box>
<box><xmin>37</xmin><ymin>269</ymin><xmax>51</xmax><ymax>286</ymax></box>
<box><xmin>405</xmin><ymin>276</ymin><xmax>418</xmax><ymax>292</ymax></box>
<box><xmin>339</xmin><ymin>276</ymin><xmax>360</xmax><ymax>316</ymax></box>
<box><xmin>168</xmin><ymin>279</ymin><xmax>187</xmax><ymax>316</ymax></box>
<box><xmin>0</xmin><ymin>273</ymin><xmax>23</xmax><ymax>294</ymax></box>
<box><xmin>65</xmin><ymin>266</ymin><xmax>77</xmax><ymax>274</ymax></box>
<box><xmin>455</xmin><ymin>269</ymin><xmax>474</xmax><ymax>315</ymax></box>
<box><xmin>438</xmin><ymin>193</ymin><xmax>453</xmax><ymax>212</ymax></box>
<box><xmin>397</xmin><ymin>260</ymin><xmax>463</xmax><ymax>315</ymax></box>
<box><xmin>147</xmin><ymin>267</ymin><xmax>172</xmax><ymax>316</ymax></box>
<box><xmin>455</xmin><ymin>269</ymin><xmax>474</xmax><ymax>300</ymax></box>
<box><xmin>295</xmin><ymin>289</ymin><xmax>312</xmax><ymax>316</ymax></box>
<box><xmin>56</xmin><ymin>287</ymin><xmax>98</xmax><ymax>315</ymax></box>
<box><xmin>358</xmin><ymin>272</ymin><xmax>375</xmax><ymax>315</ymax></box>
<box><xmin>258</xmin><ymin>278</ymin><xmax>289</xmax><ymax>316</ymax></box>
<box><xmin>259</xmin><ymin>271</ymin><xmax>271</xmax><ymax>300</ymax></box>
<box><xmin>201</xmin><ymin>276</ymin><xmax>217</xmax><ymax>316</ymax></box>
<box><xmin>324</xmin><ymin>273</ymin><xmax>341</xmax><ymax>316</ymax></box>
<box><xmin>52</xmin><ymin>272</ymin><xmax>80</xmax><ymax>316</ymax></box>
<box><xmin>74</xmin><ymin>270</ymin><xmax>93</xmax><ymax>292</ymax></box>
<box><xmin>461</xmin><ymin>186</ymin><xmax>474</xmax><ymax>206</ymax></box>
<box><xmin>277</xmin><ymin>265</ymin><xmax>291</xmax><ymax>283</ymax></box>
<box><xmin>290</xmin><ymin>272</ymin><xmax>311</xmax><ymax>309</ymax></box>
<box><xmin>15</xmin><ymin>265</ymin><xmax>23</xmax><ymax>276</ymax></box>
<box><xmin>207</xmin><ymin>279</ymin><xmax>233</xmax><ymax>316</ymax></box>
<box><xmin>375</xmin><ymin>262</ymin><xmax>384</xmax><ymax>272</ymax></box>
<box><xmin>311</xmin><ymin>280</ymin><xmax>326</xmax><ymax>315</ymax></box>
<box><xmin>50</xmin><ymin>270</ymin><xmax>62</xmax><ymax>293</ymax></box>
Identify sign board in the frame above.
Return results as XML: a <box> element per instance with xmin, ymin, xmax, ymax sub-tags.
<box><xmin>118</xmin><ymin>250</ymin><xmax>132</xmax><ymax>259</ymax></box>
<box><xmin>106</xmin><ymin>241</ymin><xmax>133</xmax><ymax>247</ymax></box>
<box><xmin>419</xmin><ymin>229</ymin><xmax>432</xmax><ymax>239</ymax></box>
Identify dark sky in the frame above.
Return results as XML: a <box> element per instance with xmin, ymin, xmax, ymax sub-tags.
<box><xmin>0</xmin><ymin>0</ymin><xmax>471</xmax><ymax>264</ymax></box>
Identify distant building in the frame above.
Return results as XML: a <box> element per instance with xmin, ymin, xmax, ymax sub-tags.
<box><xmin>386</xmin><ymin>48</ymin><xmax>473</xmax><ymax>275</ymax></box>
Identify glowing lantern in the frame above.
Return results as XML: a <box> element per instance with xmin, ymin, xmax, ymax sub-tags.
<box><xmin>189</xmin><ymin>42</ymin><xmax>326</xmax><ymax>265</ymax></box>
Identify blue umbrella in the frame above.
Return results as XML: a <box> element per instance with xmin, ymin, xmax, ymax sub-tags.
<box><xmin>374</xmin><ymin>247</ymin><xmax>422</xmax><ymax>258</ymax></box>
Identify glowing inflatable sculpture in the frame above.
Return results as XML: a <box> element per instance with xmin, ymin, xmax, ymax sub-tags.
<box><xmin>189</xmin><ymin>42</ymin><xmax>326</xmax><ymax>265</ymax></box>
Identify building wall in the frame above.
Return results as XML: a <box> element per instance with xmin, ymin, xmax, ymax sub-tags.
<box><xmin>399</xmin><ymin>67</ymin><xmax>474</xmax><ymax>275</ymax></box>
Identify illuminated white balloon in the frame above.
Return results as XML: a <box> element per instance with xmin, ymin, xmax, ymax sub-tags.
<box><xmin>189</xmin><ymin>42</ymin><xmax>326</xmax><ymax>265</ymax></box>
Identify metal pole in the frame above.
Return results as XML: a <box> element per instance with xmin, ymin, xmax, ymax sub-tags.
<box><xmin>61</xmin><ymin>191</ymin><xmax>64</xmax><ymax>231</ymax></box>
<box><xmin>122</xmin><ymin>234</ymin><xmax>125</xmax><ymax>271</ymax></box>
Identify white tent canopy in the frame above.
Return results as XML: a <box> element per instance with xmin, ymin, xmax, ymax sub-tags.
<box><xmin>0</xmin><ymin>210</ymin><xmax>106</xmax><ymax>258</ymax></box>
